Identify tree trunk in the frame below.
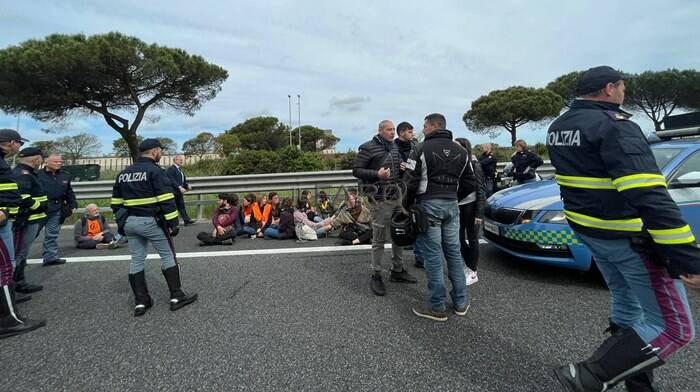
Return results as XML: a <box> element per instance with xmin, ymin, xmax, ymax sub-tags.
<box><xmin>653</xmin><ymin>119</ymin><xmax>663</xmax><ymax>132</ymax></box>
<box><xmin>510</xmin><ymin>122</ymin><xmax>517</xmax><ymax>145</ymax></box>
<box><xmin>124</xmin><ymin>132</ymin><xmax>140</xmax><ymax>163</ymax></box>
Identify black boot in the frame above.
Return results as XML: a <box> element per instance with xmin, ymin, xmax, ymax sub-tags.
<box><xmin>606</xmin><ymin>320</ymin><xmax>659</xmax><ymax>392</ymax></box>
<box><xmin>128</xmin><ymin>271</ymin><xmax>152</xmax><ymax>317</ymax></box>
<box><xmin>0</xmin><ymin>283</ymin><xmax>46</xmax><ymax>339</ymax></box>
<box><xmin>162</xmin><ymin>266</ymin><xmax>197</xmax><ymax>311</ymax></box>
<box><xmin>370</xmin><ymin>272</ymin><xmax>386</xmax><ymax>296</ymax></box>
<box><xmin>554</xmin><ymin>327</ymin><xmax>664</xmax><ymax>391</ymax></box>
<box><xmin>14</xmin><ymin>292</ymin><xmax>31</xmax><ymax>304</ymax></box>
<box><xmin>14</xmin><ymin>258</ymin><xmax>43</xmax><ymax>294</ymax></box>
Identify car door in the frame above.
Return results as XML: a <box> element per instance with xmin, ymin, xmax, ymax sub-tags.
<box><xmin>667</xmin><ymin>150</ymin><xmax>700</xmax><ymax>236</ymax></box>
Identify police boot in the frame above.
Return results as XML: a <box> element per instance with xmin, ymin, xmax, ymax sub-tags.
<box><xmin>606</xmin><ymin>320</ymin><xmax>659</xmax><ymax>392</ymax></box>
<box><xmin>128</xmin><ymin>271</ymin><xmax>152</xmax><ymax>317</ymax></box>
<box><xmin>162</xmin><ymin>266</ymin><xmax>198</xmax><ymax>311</ymax></box>
<box><xmin>13</xmin><ymin>258</ymin><xmax>43</xmax><ymax>294</ymax></box>
<box><xmin>0</xmin><ymin>283</ymin><xmax>46</xmax><ymax>339</ymax></box>
<box><xmin>553</xmin><ymin>327</ymin><xmax>664</xmax><ymax>392</ymax></box>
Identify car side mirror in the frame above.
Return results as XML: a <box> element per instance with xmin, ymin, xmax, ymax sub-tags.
<box><xmin>669</xmin><ymin>171</ymin><xmax>700</xmax><ymax>189</ymax></box>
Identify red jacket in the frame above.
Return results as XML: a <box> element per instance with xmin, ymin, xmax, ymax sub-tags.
<box><xmin>212</xmin><ymin>206</ymin><xmax>238</xmax><ymax>230</ymax></box>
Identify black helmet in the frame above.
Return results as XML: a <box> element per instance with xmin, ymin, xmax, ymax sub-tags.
<box><xmin>390</xmin><ymin>206</ymin><xmax>417</xmax><ymax>246</ymax></box>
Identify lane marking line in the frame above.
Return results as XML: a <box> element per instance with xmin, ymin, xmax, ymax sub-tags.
<box><xmin>27</xmin><ymin>239</ymin><xmax>488</xmax><ymax>264</ymax></box>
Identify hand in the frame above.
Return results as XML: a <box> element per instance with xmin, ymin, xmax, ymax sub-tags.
<box><xmin>0</xmin><ymin>211</ymin><xmax>6</xmax><ymax>225</ymax></box>
<box><xmin>400</xmin><ymin>162</ymin><xmax>408</xmax><ymax>171</ymax></box>
<box><xmin>216</xmin><ymin>226</ymin><xmax>225</xmax><ymax>236</ymax></box>
<box><xmin>378</xmin><ymin>167</ymin><xmax>391</xmax><ymax>179</ymax></box>
<box><xmin>681</xmin><ymin>274</ymin><xmax>700</xmax><ymax>292</ymax></box>
<box><xmin>94</xmin><ymin>234</ymin><xmax>104</xmax><ymax>242</ymax></box>
<box><xmin>169</xmin><ymin>226</ymin><xmax>180</xmax><ymax>237</ymax></box>
<box><xmin>179</xmin><ymin>186</ymin><xmax>187</xmax><ymax>193</ymax></box>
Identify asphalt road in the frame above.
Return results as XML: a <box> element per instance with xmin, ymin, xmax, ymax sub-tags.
<box><xmin>3</xmin><ymin>223</ymin><xmax>699</xmax><ymax>391</ymax></box>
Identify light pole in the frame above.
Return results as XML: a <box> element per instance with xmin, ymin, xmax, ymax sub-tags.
<box><xmin>288</xmin><ymin>95</ymin><xmax>292</xmax><ymax>146</ymax></box>
<box><xmin>297</xmin><ymin>94</ymin><xmax>301</xmax><ymax>150</ymax></box>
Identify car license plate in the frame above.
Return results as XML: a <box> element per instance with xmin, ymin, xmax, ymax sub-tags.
<box><xmin>484</xmin><ymin>220</ymin><xmax>500</xmax><ymax>235</ymax></box>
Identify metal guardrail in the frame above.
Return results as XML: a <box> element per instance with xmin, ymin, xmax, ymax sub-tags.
<box><xmin>72</xmin><ymin>162</ymin><xmax>555</xmax><ymax>218</ymax></box>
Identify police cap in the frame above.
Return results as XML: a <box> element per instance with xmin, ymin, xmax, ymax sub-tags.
<box><xmin>138</xmin><ymin>138</ymin><xmax>164</xmax><ymax>152</ymax></box>
<box><xmin>0</xmin><ymin>128</ymin><xmax>29</xmax><ymax>143</ymax></box>
<box><xmin>18</xmin><ymin>147</ymin><xmax>43</xmax><ymax>158</ymax></box>
<box><xmin>576</xmin><ymin>66</ymin><xmax>629</xmax><ymax>96</ymax></box>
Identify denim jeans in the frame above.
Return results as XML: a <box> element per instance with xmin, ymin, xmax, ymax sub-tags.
<box><xmin>413</xmin><ymin>238</ymin><xmax>425</xmax><ymax>265</ymax></box>
<box><xmin>264</xmin><ymin>227</ymin><xmax>280</xmax><ymax>238</ymax></box>
<box><xmin>238</xmin><ymin>225</ymin><xmax>258</xmax><ymax>236</ymax></box>
<box><xmin>0</xmin><ymin>221</ymin><xmax>15</xmax><ymax>285</ymax></box>
<box><xmin>14</xmin><ymin>222</ymin><xmax>40</xmax><ymax>267</ymax></box>
<box><xmin>416</xmin><ymin>198</ymin><xmax>468</xmax><ymax>312</ymax></box>
<box><xmin>577</xmin><ymin>233</ymin><xmax>695</xmax><ymax>360</ymax></box>
<box><xmin>124</xmin><ymin>216</ymin><xmax>176</xmax><ymax>274</ymax></box>
<box><xmin>39</xmin><ymin>210</ymin><xmax>62</xmax><ymax>262</ymax></box>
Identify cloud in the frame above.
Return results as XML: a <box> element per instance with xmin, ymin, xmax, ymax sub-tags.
<box><xmin>328</xmin><ymin>96</ymin><xmax>371</xmax><ymax>113</ymax></box>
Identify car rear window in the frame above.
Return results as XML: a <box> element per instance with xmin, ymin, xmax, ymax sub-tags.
<box><xmin>652</xmin><ymin>148</ymin><xmax>683</xmax><ymax>170</ymax></box>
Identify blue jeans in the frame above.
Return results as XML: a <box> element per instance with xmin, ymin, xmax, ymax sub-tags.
<box><xmin>15</xmin><ymin>222</ymin><xmax>40</xmax><ymax>267</ymax></box>
<box><xmin>264</xmin><ymin>227</ymin><xmax>280</xmax><ymax>238</ymax></box>
<box><xmin>39</xmin><ymin>210</ymin><xmax>62</xmax><ymax>262</ymax></box>
<box><xmin>416</xmin><ymin>199</ymin><xmax>468</xmax><ymax>312</ymax></box>
<box><xmin>238</xmin><ymin>225</ymin><xmax>258</xmax><ymax>236</ymax></box>
<box><xmin>578</xmin><ymin>233</ymin><xmax>695</xmax><ymax>360</ymax></box>
<box><xmin>124</xmin><ymin>216</ymin><xmax>176</xmax><ymax>274</ymax></box>
<box><xmin>413</xmin><ymin>237</ymin><xmax>425</xmax><ymax>265</ymax></box>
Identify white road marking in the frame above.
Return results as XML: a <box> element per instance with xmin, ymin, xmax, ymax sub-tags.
<box><xmin>27</xmin><ymin>239</ymin><xmax>489</xmax><ymax>264</ymax></box>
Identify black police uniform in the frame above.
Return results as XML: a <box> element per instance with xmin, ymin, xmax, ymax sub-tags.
<box><xmin>111</xmin><ymin>139</ymin><xmax>197</xmax><ymax>317</ymax></box>
<box><xmin>12</xmin><ymin>161</ymin><xmax>48</xmax><ymax>294</ymax></box>
<box><xmin>548</xmin><ymin>66</ymin><xmax>699</xmax><ymax>392</ymax></box>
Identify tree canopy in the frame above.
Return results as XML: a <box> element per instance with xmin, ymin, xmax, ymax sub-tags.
<box><xmin>226</xmin><ymin>116</ymin><xmax>290</xmax><ymax>151</ymax></box>
<box><xmin>463</xmin><ymin>86</ymin><xmax>564</xmax><ymax>145</ymax></box>
<box><xmin>112</xmin><ymin>136</ymin><xmax>175</xmax><ymax>156</ymax></box>
<box><xmin>0</xmin><ymin>32</ymin><xmax>228</xmax><ymax>161</ymax></box>
<box><xmin>545</xmin><ymin>71</ymin><xmax>583</xmax><ymax>107</ymax></box>
<box><xmin>54</xmin><ymin>133</ymin><xmax>102</xmax><ymax>163</ymax></box>
<box><xmin>292</xmin><ymin>125</ymin><xmax>339</xmax><ymax>152</ymax></box>
<box><xmin>182</xmin><ymin>132</ymin><xmax>217</xmax><ymax>157</ymax></box>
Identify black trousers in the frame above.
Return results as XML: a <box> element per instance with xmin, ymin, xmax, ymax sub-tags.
<box><xmin>174</xmin><ymin>192</ymin><xmax>193</xmax><ymax>223</ymax></box>
<box><xmin>197</xmin><ymin>230</ymin><xmax>236</xmax><ymax>245</ymax></box>
<box><xmin>339</xmin><ymin>226</ymin><xmax>372</xmax><ymax>244</ymax></box>
<box><xmin>459</xmin><ymin>202</ymin><xmax>480</xmax><ymax>271</ymax></box>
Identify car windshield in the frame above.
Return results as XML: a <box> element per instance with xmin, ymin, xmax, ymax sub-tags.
<box><xmin>652</xmin><ymin>148</ymin><xmax>683</xmax><ymax>170</ymax></box>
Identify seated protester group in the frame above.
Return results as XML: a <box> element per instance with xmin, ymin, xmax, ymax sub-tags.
<box><xmin>238</xmin><ymin>193</ymin><xmax>262</xmax><ymax>238</ymax></box>
<box><xmin>331</xmin><ymin>191</ymin><xmax>371</xmax><ymax>246</ymax></box>
<box><xmin>73</xmin><ymin>203</ymin><xmax>122</xmax><ymax>250</ymax></box>
<box><xmin>196</xmin><ymin>193</ymin><xmax>239</xmax><ymax>246</ymax></box>
<box><xmin>265</xmin><ymin>197</ymin><xmax>295</xmax><ymax>239</ymax></box>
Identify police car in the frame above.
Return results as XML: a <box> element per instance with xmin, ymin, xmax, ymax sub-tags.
<box><xmin>483</xmin><ymin>136</ymin><xmax>700</xmax><ymax>271</ymax></box>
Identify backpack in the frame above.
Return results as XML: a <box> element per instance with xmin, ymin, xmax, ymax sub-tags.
<box><xmin>390</xmin><ymin>204</ymin><xmax>428</xmax><ymax>246</ymax></box>
<box><xmin>295</xmin><ymin>222</ymin><xmax>318</xmax><ymax>241</ymax></box>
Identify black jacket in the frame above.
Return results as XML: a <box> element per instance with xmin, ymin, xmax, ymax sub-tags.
<box><xmin>110</xmin><ymin>157</ymin><xmax>180</xmax><ymax>228</ymax></box>
<box><xmin>352</xmin><ymin>135</ymin><xmax>402</xmax><ymax>201</ymax></box>
<box><xmin>478</xmin><ymin>151</ymin><xmax>498</xmax><ymax>178</ymax></box>
<box><xmin>13</xmin><ymin>163</ymin><xmax>48</xmax><ymax>226</ymax></box>
<box><xmin>511</xmin><ymin>150</ymin><xmax>543</xmax><ymax>182</ymax></box>
<box><xmin>405</xmin><ymin>129</ymin><xmax>470</xmax><ymax>204</ymax></box>
<box><xmin>395</xmin><ymin>138</ymin><xmax>416</xmax><ymax>163</ymax></box>
<box><xmin>0</xmin><ymin>150</ymin><xmax>21</xmax><ymax>221</ymax></box>
<box><xmin>166</xmin><ymin>164</ymin><xmax>189</xmax><ymax>193</ymax></box>
<box><xmin>38</xmin><ymin>168</ymin><xmax>77</xmax><ymax>213</ymax></box>
<box><xmin>547</xmin><ymin>99</ymin><xmax>700</xmax><ymax>276</ymax></box>
<box><xmin>458</xmin><ymin>158</ymin><xmax>488</xmax><ymax>219</ymax></box>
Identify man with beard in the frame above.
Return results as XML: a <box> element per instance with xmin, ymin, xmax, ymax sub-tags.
<box><xmin>196</xmin><ymin>193</ymin><xmax>239</xmax><ymax>246</ymax></box>
<box><xmin>111</xmin><ymin>139</ymin><xmax>197</xmax><ymax>317</ymax></box>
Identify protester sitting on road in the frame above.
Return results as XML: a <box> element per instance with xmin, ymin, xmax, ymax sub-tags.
<box><xmin>299</xmin><ymin>190</ymin><xmax>317</xmax><ymax>221</ymax></box>
<box><xmin>196</xmin><ymin>193</ymin><xmax>238</xmax><ymax>246</ymax></box>
<box><xmin>238</xmin><ymin>193</ymin><xmax>261</xmax><ymax>238</ymax></box>
<box><xmin>266</xmin><ymin>197</ymin><xmax>295</xmax><ymax>239</ymax></box>
<box><xmin>315</xmin><ymin>190</ymin><xmax>335</xmax><ymax>221</ymax></box>
<box><xmin>261</xmin><ymin>192</ymin><xmax>281</xmax><ymax>236</ymax></box>
<box><xmin>510</xmin><ymin>139</ymin><xmax>543</xmax><ymax>185</ymax></box>
<box><xmin>74</xmin><ymin>203</ymin><xmax>121</xmax><ymax>250</ymax></box>
<box><xmin>255</xmin><ymin>193</ymin><xmax>273</xmax><ymax>238</ymax></box>
<box><xmin>293</xmin><ymin>196</ymin><xmax>332</xmax><ymax>237</ymax></box>
<box><xmin>331</xmin><ymin>191</ymin><xmax>371</xmax><ymax>246</ymax></box>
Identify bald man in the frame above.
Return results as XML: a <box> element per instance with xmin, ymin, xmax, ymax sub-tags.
<box><xmin>166</xmin><ymin>155</ymin><xmax>196</xmax><ymax>225</ymax></box>
<box><xmin>73</xmin><ymin>204</ymin><xmax>116</xmax><ymax>249</ymax></box>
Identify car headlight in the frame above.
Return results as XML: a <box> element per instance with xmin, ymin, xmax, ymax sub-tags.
<box><xmin>539</xmin><ymin>210</ymin><xmax>567</xmax><ymax>224</ymax></box>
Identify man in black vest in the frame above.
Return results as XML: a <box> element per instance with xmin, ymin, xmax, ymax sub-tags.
<box><xmin>166</xmin><ymin>155</ymin><xmax>196</xmax><ymax>226</ymax></box>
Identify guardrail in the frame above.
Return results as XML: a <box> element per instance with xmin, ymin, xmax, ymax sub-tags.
<box><xmin>72</xmin><ymin>162</ymin><xmax>555</xmax><ymax>218</ymax></box>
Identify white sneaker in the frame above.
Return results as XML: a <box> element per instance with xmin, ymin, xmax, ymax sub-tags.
<box><xmin>464</xmin><ymin>267</ymin><xmax>479</xmax><ymax>286</ymax></box>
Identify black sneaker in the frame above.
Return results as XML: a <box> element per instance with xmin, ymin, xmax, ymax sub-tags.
<box><xmin>390</xmin><ymin>268</ymin><xmax>417</xmax><ymax>283</ymax></box>
<box><xmin>412</xmin><ymin>306</ymin><xmax>448</xmax><ymax>322</ymax></box>
<box><xmin>370</xmin><ymin>273</ymin><xmax>385</xmax><ymax>296</ymax></box>
<box><xmin>184</xmin><ymin>220</ymin><xmax>197</xmax><ymax>226</ymax></box>
<box><xmin>453</xmin><ymin>303</ymin><xmax>470</xmax><ymax>317</ymax></box>
<box><xmin>42</xmin><ymin>258</ymin><xmax>66</xmax><ymax>266</ymax></box>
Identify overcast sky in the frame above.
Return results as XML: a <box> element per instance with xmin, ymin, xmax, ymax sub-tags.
<box><xmin>1</xmin><ymin>0</ymin><xmax>698</xmax><ymax>155</ymax></box>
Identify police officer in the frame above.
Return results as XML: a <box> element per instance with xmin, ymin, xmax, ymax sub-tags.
<box><xmin>111</xmin><ymin>139</ymin><xmax>197</xmax><ymax>317</ymax></box>
<box><xmin>547</xmin><ymin>66</ymin><xmax>700</xmax><ymax>391</ymax></box>
<box><xmin>12</xmin><ymin>147</ymin><xmax>49</xmax><ymax>295</ymax></box>
<box><xmin>38</xmin><ymin>154</ymin><xmax>77</xmax><ymax>266</ymax></box>
<box><xmin>0</xmin><ymin>129</ymin><xmax>46</xmax><ymax>339</ymax></box>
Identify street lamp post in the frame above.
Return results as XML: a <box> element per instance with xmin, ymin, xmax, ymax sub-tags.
<box><xmin>297</xmin><ymin>94</ymin><xmax>301</xmax><ymax>150</ymax></box>
<box><xmin>288</xmin><ymin>95</ymin><xmax>292</xmax><ymax>146</ymax></box>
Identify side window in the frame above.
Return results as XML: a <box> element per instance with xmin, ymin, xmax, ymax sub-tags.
<box><xmin>669</xmin><ymin>151</ymin><xmax>700</xmax><ymax>187</ymax></box>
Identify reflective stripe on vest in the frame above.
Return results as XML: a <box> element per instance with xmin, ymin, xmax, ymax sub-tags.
<box><xmin>612</xmin><ymin>173</ymin><xmax>667</xmax><ymax>192</ymax></box>
<box><xmin>556</xmin><ymin>175</ymin><xmax>615</xmax><ymax>190</ymax></box>
<box><xmin>122</xmin><ymin>193</ymin><xmax>175</xmax><ymax>207</ymax></box>
<box><xmin>564</xmin><ymin>210</ymin><xmax>643</xmax><ymax>232</ymax></box>
<box><xmin>164</xmin><ymin>210</ymin><xmax>179</xmax><ymax>221</ymax></box>
<box><xmin>28</xmin><ymin>212</ymin><xmax>47</xmax><ymax>221</ymax></box>
<box><xmin>111</xmin><ymin>198</ymin><xmax>123</xmax><ymax>205</ymax></box>
<box><xmin>648</xmin><ymin>225</ymin><xmax>696</xmax><ymax>245</ymax></box>
<box><xmin>33</xmin><ymin>195</ymin><xmax>48</xmax><ymax>202</ymax></box>
<box><xmin>0</xmin><ymin>206</ymin><xmax>19</xmax><ymax>214</ymax></box>
<box><xmin>0</xmin><ymin>183</ymin><xmax>19</xmax><ymax>191</ymax></box>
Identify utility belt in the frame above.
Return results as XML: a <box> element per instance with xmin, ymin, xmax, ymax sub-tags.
<box><xmin>629</xmin><ymin>235</ymin><xmax>668</xmax><ymax>268</ymax></box>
